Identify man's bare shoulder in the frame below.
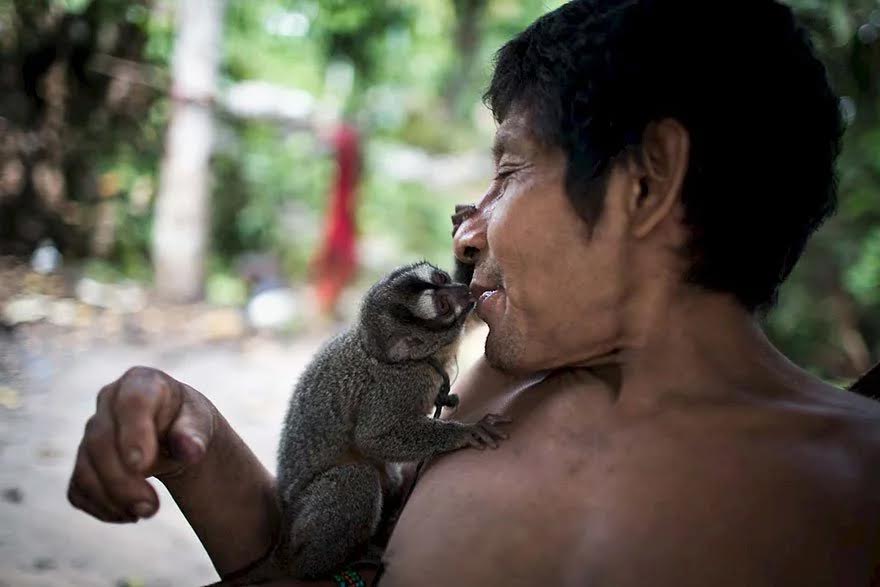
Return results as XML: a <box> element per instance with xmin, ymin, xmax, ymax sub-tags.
<box><xmin>797</xmin><ymin>378</ymin><xmax>880</xmax><ymax>425</ymax></box>
<box><xmin>785</xmin><ymin>378</ymin><xmax>880</xmax><ymax>471</ymax></box>
<box><xmin>837</xmin><ymin>389</ymin><xmax>880</xmax><ymax>449</ymax></box>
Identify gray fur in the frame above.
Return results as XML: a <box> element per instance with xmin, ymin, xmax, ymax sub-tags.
<box><xmin>266</xmin><ymin>262</ymin><xmax>508</xmax><ymax>580</ymax></box>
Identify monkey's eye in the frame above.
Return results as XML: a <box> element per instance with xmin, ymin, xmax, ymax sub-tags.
<box><xmin>436</xmin><ymin>296</ymin><xmax>451</xmax><ymax>315</ymax></box>
<box><xmin>432</xmin><ymin>272</ymin><xmax>450</xmax><ymax>285</ymax></box>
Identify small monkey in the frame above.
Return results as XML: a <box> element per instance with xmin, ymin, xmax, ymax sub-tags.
<box><xmin>239</xmin><ymin>261</ymin><xmax>509</xmax><ymax>583</ymax></box>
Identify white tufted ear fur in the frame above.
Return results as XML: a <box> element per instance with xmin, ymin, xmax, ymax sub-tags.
<box><xmin>412</xmin><ymin>290</ymin><xmax>438</xmax><ymax>319</ymax></box>
<box><xmin>413</xmin><ymin>263</ymin><xmax>435</xmax><ymax>283</ymax></box>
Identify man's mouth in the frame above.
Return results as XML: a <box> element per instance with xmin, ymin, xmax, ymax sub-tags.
<box><xmin>471</xmin><ymin>284</ymin><xmax>504</xmax><ymax>322</ymax></box>
<box><xmin>478</xmin><ymin>290</ymin><xmax>499</xmax><ymax>305</ymax></box>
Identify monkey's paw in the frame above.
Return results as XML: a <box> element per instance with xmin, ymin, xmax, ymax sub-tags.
<box><xmin>463</xmin><ymin>414</ymin><xmax>511</xmax><ymax>450</ymax></box>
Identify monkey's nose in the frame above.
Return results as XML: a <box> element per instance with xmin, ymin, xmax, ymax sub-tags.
<box><xmin>447</xmin><ymin>284</ymin><xmax>474</xmax><ymax>307</ymax></box>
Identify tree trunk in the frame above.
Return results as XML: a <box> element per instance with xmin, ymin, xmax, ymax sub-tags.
<box><xmin>445</xmin><ymin>0</ymin><xmax>488</xmax><ymax>119</ymax></box>
<box><xmin>151</xmin><ymin>0</ymin><xmax>224</xmax><ymax>302</ymax></box>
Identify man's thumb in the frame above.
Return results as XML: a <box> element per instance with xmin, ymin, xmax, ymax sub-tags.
<box><xmin>166</xmin><ymin>389</ymin><xmax>214</xmax><ymax>465</ymax></box>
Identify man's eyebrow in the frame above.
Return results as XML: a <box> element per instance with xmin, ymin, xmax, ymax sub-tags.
<box><xmin>492</xmin><ymin>130</ymin><xmax>512</xmax><ymax>164</ymax></box>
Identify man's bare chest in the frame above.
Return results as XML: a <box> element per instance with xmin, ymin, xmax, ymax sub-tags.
<box><xmin>381</xmin><ymin>384</ymin><xmax>879</xmax><ymax>586</ymax></box>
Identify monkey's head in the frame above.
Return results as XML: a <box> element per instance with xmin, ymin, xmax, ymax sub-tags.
<box><xmin>358</xmin><ymin>261</ymin><xmax>475</xmax><ymax>363</ymax></box>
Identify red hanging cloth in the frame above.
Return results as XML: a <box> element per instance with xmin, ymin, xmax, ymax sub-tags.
<box><xmin>311</xmin><ymin>123</ymin><xmax>360</xmax><ymax>315</ymax></box>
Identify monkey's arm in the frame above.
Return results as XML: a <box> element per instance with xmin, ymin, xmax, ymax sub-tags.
<box><xmin>355</xmin><ymin>413</ymin><xmax>508</xmax><ymax>462</ymax></box>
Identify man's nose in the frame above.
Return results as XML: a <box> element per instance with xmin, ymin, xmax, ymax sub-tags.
<box><xmin>453</xmin><ymin>205</ymin><xmax>488</xmax><ymax>265</ymax></box>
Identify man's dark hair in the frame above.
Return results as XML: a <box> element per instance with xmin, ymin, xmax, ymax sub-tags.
<box><xmin>485</xmin><ymin>0</ymin><xmax>843</xmax><ymax>311</ymax></box>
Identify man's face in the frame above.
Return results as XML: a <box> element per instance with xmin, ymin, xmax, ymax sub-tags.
<box><xmin>454</xmin><ymin>110</ymin><xmax>633</xmax><ymax>373</ymax></box>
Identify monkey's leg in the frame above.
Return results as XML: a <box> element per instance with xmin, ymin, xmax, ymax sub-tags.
<box><xmin>277</xmin><ymin>463</ymin><xmax>382</xmax><ymax>580</ymax></box>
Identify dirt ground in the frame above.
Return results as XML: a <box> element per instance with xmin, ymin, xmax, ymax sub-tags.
<box><xmin>0</xmin><ymin>320</ymin><xmax>487</xmax><ymax>587</ymax></box>
<box><xmin>0</xmin><ymin>328</ymin><xmax>325</xmax><ymax>587</ymax></box>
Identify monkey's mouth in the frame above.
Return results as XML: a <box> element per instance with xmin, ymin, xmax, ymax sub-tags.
<box><xmin>453</xmin><ymin>299</ymin><xmax>476</xmax><ymax>326</ymax></box>
<box><xmin>458</xmin><ymin>298</ymin><xmax>476</xmax><ymax>317</ymax></box>
<box><xmin>446</xmin><ymin>284</ymin><xmax>475</xmax><ymax>310</ymax></box>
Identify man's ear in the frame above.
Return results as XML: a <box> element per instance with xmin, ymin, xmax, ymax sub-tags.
<box><xmin>386</xmin><ymin>335</ymin><xmax>425</xmax><ymax>362</ymax></box>
<box><xmin>626</xmin><ymin>119</ymin><xmax>690</xmax><ymax>238</ymax></box>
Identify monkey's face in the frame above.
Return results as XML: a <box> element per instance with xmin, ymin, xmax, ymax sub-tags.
<box><xmin>361</xmin><ymin>262</ymin><xmax>475</xmax><ymax>362</ymax></box>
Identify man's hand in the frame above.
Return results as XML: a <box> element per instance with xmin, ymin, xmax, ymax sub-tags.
<box><xmin>67</xmin><ymin>366</ymin><xmax>216</xmax><ymax>523</ymax></box>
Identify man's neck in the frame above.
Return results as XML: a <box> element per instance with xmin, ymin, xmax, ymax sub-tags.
<box><xmin>582</xmin><ymin>288</ymin><xmax>816</xmax><ymax>408</ymax></box>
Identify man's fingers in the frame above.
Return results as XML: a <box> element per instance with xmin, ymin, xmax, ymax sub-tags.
<box><xmin>85</xmin><ymin>416</ymin><xmax>159</xmax><ymax>519</ymax></box>
<box><xmin>451</xmin><ymin>204</ymin><xmax>478</xmax><ymax>237</ymax></box>
<box><xmin>68</xmin><ymin>482</ymin><xmax>131</xmax><ymax>524</ymax></box>
<box><xmin>95</xmin><ymin>383</ymin><xmax>115</xmax><ymax>412</ymax></box>
<box><xmin>115</xmin><ymin>402</ymin><xmax>157</xmax><ymax>474</ymax></box>
<box><xmin>68</xmin><ymin>452</ymin><xmax>125</xmax><ymax>522</ymax></box>
<box><xmin>69</xmin><ymin>443</ymin><xmax>134</xmax><ymax>522</ymax></box>
<box><xmin>69</xmin><ymin>367</ymin><xmax>206</xmax><ymax>526</ymax></box>
<box><xmin>68</xmin><ymin>484</ymin><xmax>110</xmax><ymax>521</ymax></box>
<box><xmin>97</xmin><ymin>376</ymin><xmax>158</xmax><ymax>474</ymax></box>
<box><xmin>112</xmin><ymin>367</ymin><xmax>181</xmax><ymax>474</ymax></box>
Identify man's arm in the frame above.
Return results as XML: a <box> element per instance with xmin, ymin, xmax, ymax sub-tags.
<box><xmin>160</xmin><ymin>410</ymin><xmax>280</xmax><ymax>577</ymax></box>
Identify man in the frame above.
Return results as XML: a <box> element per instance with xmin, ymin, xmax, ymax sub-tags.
<box><xmin>68</xmin><ymin>1</ymin><xmax>880</xmax><ymax>585</ymax></box>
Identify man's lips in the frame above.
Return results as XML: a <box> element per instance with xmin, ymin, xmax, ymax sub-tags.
<box><xmin>470</xmin><ymin>283</ymin><xmax>494</xmax><ymax>302</ymax></box>
<box><xmin>471</xmin><ymin>283</ymin><xmax>503</xmax><ymax>321</ymax></box>
<box><xmin>479</xmin><ymin>290</ymin><xmax>495</xmax><ymax>302</ymax></box>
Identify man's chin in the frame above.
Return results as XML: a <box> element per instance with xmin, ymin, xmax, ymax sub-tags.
<box><xmin>484</xmin><ymin>330</ymin><xmax>528</xmax><ymax>374</ymax></box>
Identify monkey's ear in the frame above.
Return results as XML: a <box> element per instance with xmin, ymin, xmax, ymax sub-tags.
<box><xmin>386</xmin><ymin>335</ymin><xmax>425</xmax><ymax>362</ymax></box>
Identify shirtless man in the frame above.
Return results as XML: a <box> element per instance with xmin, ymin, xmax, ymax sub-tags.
<box><xmin>67</xmin><ymin>1</ymin><xmax>880</xmax><ymax>585</ymax></box>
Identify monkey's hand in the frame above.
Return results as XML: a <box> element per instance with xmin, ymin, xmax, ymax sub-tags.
<box><xmin>357</xmin><ymin>413</ymin><xmax>512</xmax><ymax>461</ymax></box>
<box><xmin>461</xmin><ymin>413</ymin><xmax>511</xmax><ymax>450</ymax></box>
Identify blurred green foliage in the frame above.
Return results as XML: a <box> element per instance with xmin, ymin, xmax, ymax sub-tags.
<box><xmin>211</xmin><ymin>0</ymin><xmax>570</xmax><ymax>287</ymax></box>
<box><xmin>3</xmin><ymin>0</ymin><xmax>879</xmax><ymax>379</ymax></box>
<box><xmin>765</xmin><ymin>0</ymin><xmax>880</xmax><ymax>378</ymax></box>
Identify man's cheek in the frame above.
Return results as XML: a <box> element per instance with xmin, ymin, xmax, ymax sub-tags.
<box><xmin>487</xmin><ymin>210</ymin><xmax>547</xmax><ymax>311</ymax></box>
<box><xmin>487</xmin><ymin>196</ymin><xmax>535</xmax><ymax>264</ymax></box>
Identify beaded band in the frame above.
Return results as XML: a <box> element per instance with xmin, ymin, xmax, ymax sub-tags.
<box><xmin>333</xmin><ymin>569</ymin><xmax>367</xmax><ymax>587</ymax></box>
